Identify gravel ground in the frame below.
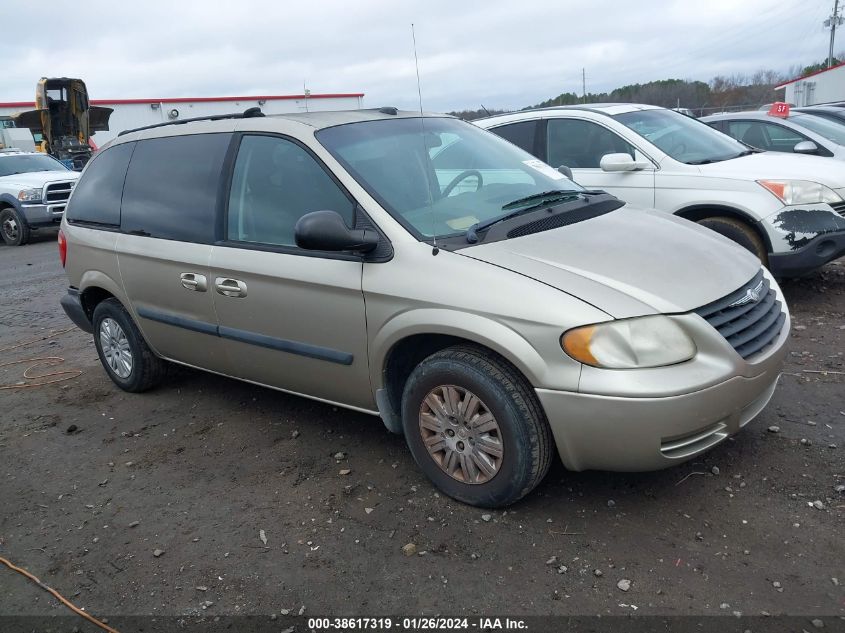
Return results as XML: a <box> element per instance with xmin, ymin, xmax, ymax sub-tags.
<box><xmin>0</xmin><ymin>237</ymin><xmax>843</xmax><ymax>628</ymax></box>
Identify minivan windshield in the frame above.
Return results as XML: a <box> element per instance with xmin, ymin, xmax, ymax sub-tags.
<box><xmin>316</xmin><ymin>117</ymin><xmax>584</xmax><ymax>239</ymax></box>
<box><xmin>0</xmin><ymin>153</ymin><xmax>68</xmax><ymax>177</ymax></box>
<box><xmin>614</xmin><ymin>109</ymin><xmax>749</xmax><ymax>165</ymax></box>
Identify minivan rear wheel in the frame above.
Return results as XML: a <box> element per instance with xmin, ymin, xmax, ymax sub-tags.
<box><xmin>401</xmin><ymin>345</ymin><xmax>553</xmax><ymax>507</ymax></box>
<box><xmin>697</xmin><ymin>216</ymin><xmax>768</xmax><ymax>265</ymax></box>
<box><xmin>92</xmin><ymin>298</ymin><xmax>167</xmax><ymax>392</ymax></box>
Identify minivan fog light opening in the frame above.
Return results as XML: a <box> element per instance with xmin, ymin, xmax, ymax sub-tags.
<box><xmin>561</xmin><ymin>315</ymin><xmax>696</xmax><ymax>369</ymax></box>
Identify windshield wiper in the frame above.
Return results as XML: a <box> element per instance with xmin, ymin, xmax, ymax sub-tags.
<box><xmin>687</xmin><ymin>149</ymin><xmax>756</xmax><ymax>165</ymax></box>
<box><xmin>501</xmin><ymin>190</ymin><xmax>584</xmax><ymax>210</ymax></box>
<box><xmin>466</xmin><ymin>192</ymin><xmax>584</xmax><ymax>243</ymax></box>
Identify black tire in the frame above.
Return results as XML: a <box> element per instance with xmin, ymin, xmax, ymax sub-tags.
<box><xmin>92</xmin><ymin>298</ymin><xmax>167</xmax><ymax>392</ymax></box>
<box><xmin>697</xmin><ymin>216</ymin><xmax>768</xmax><ymax>265</ymax></box>
<box><xmin>0</xmin><ymin>207</ymin><xmax>31</xmax><ymax>246</ymax></box>
<box><xmin>401</xmin><ymin>345</ymin><xmax>553</xmax><ymax>507</ymax></box>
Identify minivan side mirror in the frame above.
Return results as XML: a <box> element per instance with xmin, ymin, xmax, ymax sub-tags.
<box><xmin>557</xmin><ymin>165</ymin><xmax>574</xmax><ymax>180</ymax></box>
<box><xmin>600</xmin><ymin>153</ymin><xmax>648</xmax><ymax>172</ymax></box>
<box><xmin>793</xmin><ymin>140</ymin><xmax>818</xmax><ymax>155</ymax></box>
<box><xmin>295</xmin><ymin>210</ymin><xmax>379</xmax><ymax>253</ymax></box>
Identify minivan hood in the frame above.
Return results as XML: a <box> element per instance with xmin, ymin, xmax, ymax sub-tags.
<box><xmin>0</xmin><ymin>170</ymin><xmax>79</xmax><ymax>188</ymax></box>
<box><xmin>459</xmin><ymin>206</ymin><xmax>760</xmax><ymax>318</ymax></box>
<box><xmin>698</xmin><ymin>151</ymin><xmax>845</xmax><ymax>187</ymax></box>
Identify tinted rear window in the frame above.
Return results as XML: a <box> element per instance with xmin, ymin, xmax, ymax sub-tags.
<box><xmin>491</xmin><ymin>121</ymin><xmax>538</xmax><ymax>155</ymax></box>
<box><xmin>66</xmin><ymin>142</ymin><xmax>134</xmax><ymax>226</ymax></box>
<box><xmin>121</xmin><ymin>133</ymin><xmax>231</xmax><ymax>243</ymax></box>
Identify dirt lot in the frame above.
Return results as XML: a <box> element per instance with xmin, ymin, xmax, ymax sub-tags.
<box><xmin>1</xmin><ymin>236</ymin><xmax>843</xmax><ymax>629</ymax></box>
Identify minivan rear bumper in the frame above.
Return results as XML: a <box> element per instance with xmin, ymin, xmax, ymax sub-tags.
<box><xmin>536</xmin><ymin>369</ymin><xmax>781</xmax><ymax>473</ymax></box>
<box><xmin>60</xmin><ymin>288</ymin><xmax>93</xmax><ymax>333</ymax></box>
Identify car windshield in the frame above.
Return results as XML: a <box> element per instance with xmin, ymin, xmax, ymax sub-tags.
<box><xmin>0</xmin><ymin>153</ymin><xmax>68</xmax><ymax>177</ymax></box>
<box><xmin>791</xmin><ymin>113</ymin><xmax>845</xmax><ymax>146</ymax></box>
<box><xmin>316</xmin><ymin>117</ymin><xmax>583</xmax><ymax>239</ymax></box>
<box><xmin>614</xmin><ymin>109</ymin><xmax>748</xmax><ymax>164</ymax></box>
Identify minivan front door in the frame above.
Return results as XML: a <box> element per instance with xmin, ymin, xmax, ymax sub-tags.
<box><xmin>209</xmin><ymin>134</ymin><xmax>373</xmax><ymax>411</ymax></box>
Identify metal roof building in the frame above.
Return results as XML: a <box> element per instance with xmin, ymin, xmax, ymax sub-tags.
<box><xmin>0</xmin><ymin>92</ymin><xmax>365</xmax><ymax>145</ymax></box>
<box><xmin>775</xmin><ymin>63</ymin><xmax>845</xmax><ymax>106</ymax></box>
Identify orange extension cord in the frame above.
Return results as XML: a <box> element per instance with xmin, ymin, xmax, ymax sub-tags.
<box><xmin>0</xmin><ymin>327</ymin><xmax>82</xmax><ymax>390</ymax></box>
<box><xmin>0</xmin><ymin>555</ymin><xmax>119</xmax><ymax>633</ymax></box>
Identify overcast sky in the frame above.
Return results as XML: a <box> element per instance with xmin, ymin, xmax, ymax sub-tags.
<box><xmin>1</xmin><ymin>0</ymin><xmax>835</xmax><ymax>112</ymax></box>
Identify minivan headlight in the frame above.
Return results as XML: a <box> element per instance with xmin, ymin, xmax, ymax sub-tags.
<box><xmin>561</xmin><ymin>315</ymin><xmax>696</xmax><ymax>369</ymax></box>
<box><xmin>17</xmin><ymin>188</ymin><xmax>42</xmax><ymax>203</ymax></box>
<box><xmin>757</xmin><ymin>180</ymin><xmax>842</xmax><ymax>206</ymax></box>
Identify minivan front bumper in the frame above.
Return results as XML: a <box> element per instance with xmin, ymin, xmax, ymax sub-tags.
<box><xmin>536</xmin><ymin>301</ymin><xmax>788</xmax><ymax>472</ymax></box>
<box><xmin>537</xmin><ymin>371</ymin><xmax>779</xmax><ymax>472</ymax></box>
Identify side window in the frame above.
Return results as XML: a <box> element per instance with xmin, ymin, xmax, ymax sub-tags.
<box><xmin>66</xmin><ymin>142</ymin><xmax>134</xmax><ymax>226</ymax></box>
<box><xmin>729</xmin><ymin>121</ymin><xmax>773</xmax><ymax>150</ymax></box>
<box><xmin>226</xmin><ymin>135</ymin><xmax>354</xmax><ymax>248</ymax></box>
<box><xmin>761</xmin><ymin>123</ymin><xmax>809</xmax><ymax>152</ymax></box>
<box><xmin>546</xmin><ymin>119</ymin><xmax>634</xmax><ymax>169</ymax></box>
<box><xmin>121</xmin><ymin>133</ymin><xmax>231</xmax><ymax>243</ymax></box>
<box><xmin>492</xmin><ymin>121</ymin><xmax>538</xmax><ymax>156</ymax></box>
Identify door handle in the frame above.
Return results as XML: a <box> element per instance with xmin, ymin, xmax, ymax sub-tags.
<box><xmin>215</xmin><ymin>277</ymin><xmax>248</xmax><ymax>298</ymax></box>
<box><xmin>180</xmin><ymin>272</ymin><xmax>207</xmax><ymax>292</ymax></box>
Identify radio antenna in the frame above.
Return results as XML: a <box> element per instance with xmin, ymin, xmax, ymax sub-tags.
<box><xmin>411</xmin><ymin>23</ymin><xmax>438</xmax><ymax>255</ymax></box>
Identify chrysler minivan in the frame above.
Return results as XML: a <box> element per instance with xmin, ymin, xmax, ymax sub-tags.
<box><xmin>58</xmin><ymin>108</ymin><xmax>789</xmax><ymax>507</ymax></box>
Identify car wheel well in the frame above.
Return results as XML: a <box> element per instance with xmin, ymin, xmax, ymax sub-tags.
<box><xmin>674</xmin><ymin>205</ymin><xmax>771</xmax><ymax>252</ymax></box>
<box><xmin>80</xmin><ymin>287</ymin><xmax>116</xmax><ymax>320</ymax></box>
<box><xmin>383</xmin><ymin>334</ymin><xmax>531</xmax><ymax>417</ymax></box>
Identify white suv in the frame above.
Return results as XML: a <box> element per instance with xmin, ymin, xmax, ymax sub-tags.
<box><xmin>0</xmin><ymin>149</ymin><xmax>79</xmax><ymax>246</ymax></box>
<box><xmin>477</xmin><ymin>104</ymin><xmax>845</xmax><ymax>277</ymax></box>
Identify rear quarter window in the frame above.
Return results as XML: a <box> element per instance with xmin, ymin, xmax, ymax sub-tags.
<box><xmin>66</xmin><ymin>142</ymin><xmax>135</xmax><ymax>226</ymax></box>
<box><xmin>120</xmin><ymin>133</ymin><xmax>231</xmax><ymax>243</ymax></box>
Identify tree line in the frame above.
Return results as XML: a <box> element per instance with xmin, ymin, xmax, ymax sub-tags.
<box><xmin>450</xmin><ymin>57</ymin><xmax>841</xmax><ymax>120</ymax></box>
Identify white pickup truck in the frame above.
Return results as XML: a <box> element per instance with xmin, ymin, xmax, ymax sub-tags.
<box><xmin>0</xmin><ymin>149</ymin><xmax>79</xmax><ymax>246</ymax></box>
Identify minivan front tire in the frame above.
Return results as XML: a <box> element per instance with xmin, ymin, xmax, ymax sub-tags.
<box><xmin>92</xmin><ymin>298</ymin><xmax>167</xmax><ymax>392</ymax></box>
<box><xmin>401</xmin><ymin>345</ymin><xmax>553</xmax><ymax>507</ymax></box>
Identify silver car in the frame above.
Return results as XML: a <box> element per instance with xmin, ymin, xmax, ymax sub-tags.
<box><xmin>58</xmin><ymin>108</ymin><xmax>789</xmax><ymax>507</ymax></box>
<box><xmin>703</xmin><ymin>110</ymin><xmax>845</xmax><ymax>160</ymax></box>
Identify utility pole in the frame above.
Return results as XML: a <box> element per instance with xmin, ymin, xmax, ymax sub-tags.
<box><xmin>582</xmin><ymin>68</ymin><xmax>586</xmax><ymax>103</ymax></box>
<box><xmin>825</xmin><ymin>0</ymin><xmax>843</xmax><ymax>68</ymax></box>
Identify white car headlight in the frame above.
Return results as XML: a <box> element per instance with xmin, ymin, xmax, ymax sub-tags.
<box><xmin>17</xmin><ymin>188</ymin><xmax>42</xmax><ymax>203</ymax></box>
<box><xmin>757</xmin><ymin>179</ymin><xmax>842</xmax><ymax>206</ymax></box>
<box><xmin>561</xmin><ymin>315</ymin><xmax>696</xmax><ymax>369</ymax></box>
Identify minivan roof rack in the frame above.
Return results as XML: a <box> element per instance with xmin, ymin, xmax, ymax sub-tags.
<box><xmin>118</xmin><ymin>106</ymin><xmax>265</xmax><ymax>137</ymax></box>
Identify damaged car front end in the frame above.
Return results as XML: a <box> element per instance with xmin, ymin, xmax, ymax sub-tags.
<box><xmin>763</xmin><ymin>203</ymin><xmax>845</xmax><ymax>278</ymax></box>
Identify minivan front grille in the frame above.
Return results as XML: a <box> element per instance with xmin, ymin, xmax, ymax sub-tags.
<box><xmin>830</xmin><ymin>200</ymin><xmax>845</xmax><ymax>217</ymax></box>
<box><xmin>44</xmin><ymin>181</ymin><xmax>75</xmax><ymax>203</ymax></box>
<box><xmin>694</xmin><ymin>269</ymin><xmax>786</xmax><ymax>360</ymax></box>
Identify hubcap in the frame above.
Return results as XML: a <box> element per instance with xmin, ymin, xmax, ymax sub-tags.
<box><xmin>2</xmin><ymin>216</ymin><xmax>18</xmax><ymax>241</ymax></box>
<box><xmin>418</xmin><ymin>385</ymin><xmax>503</xmax><ymax>484</ymax></box>
<box><xmin>99</xmin><ymin>318</ymin><xmax>133</xmax><ymax>378</ymax></box>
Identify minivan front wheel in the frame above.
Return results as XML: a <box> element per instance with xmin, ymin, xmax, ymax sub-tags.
<box><xmin>697</xmin><ymin>216</ymin><xmax>768</xmax><ymax>265</ymax></box>
<box><xmin>401</xmin><ymin>345</ymin><xmax>553</xmax><ymax>507</ymax></box>
<box><xmin>92</xmin><ymin>298</ymin><xmax>167</xmax><ymax>392</ymax></box>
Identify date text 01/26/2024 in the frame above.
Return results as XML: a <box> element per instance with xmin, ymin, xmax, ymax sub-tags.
<box><xmin>308</xmin><ymin>617</ymin><xmax>528</xmax><ymax>630</ymax></box>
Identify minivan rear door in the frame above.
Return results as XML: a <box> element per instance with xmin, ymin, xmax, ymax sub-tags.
<box><xmin>117</xmin><ymin>132</ymin><xmax>233</xmax><ymax>373</ymax></box>
<box><xmin>209</xmin><ymin>133</ymin><xmax>373</xmax><ymax>411</ymax></box>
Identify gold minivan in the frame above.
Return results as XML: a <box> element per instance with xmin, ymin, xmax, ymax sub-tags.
<box><xmin>59</xmin><ymin>108</ymin><xmax>789</xmax><ymax>507</ymax></box>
